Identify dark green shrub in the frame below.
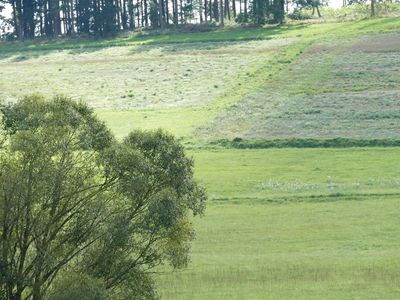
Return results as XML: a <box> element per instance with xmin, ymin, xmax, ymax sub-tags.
<box><xmin>213</xmin><ymin>138</ymin><xmax>400</xmax><ymax>149</ymax></box>
<box><xmin>235</xmin><ymin>12</ymin><xmax>251</xmax><ymax>23</ymax></box>
<box><xmin>288</xmin><ymin>9</ymin><xmax>313</xmax><ymax>20</ymax></box>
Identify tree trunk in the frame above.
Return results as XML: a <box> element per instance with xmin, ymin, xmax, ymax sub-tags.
<box><xmin>173</xmin><ymin>0</ymin><xmax>178</xmax><ymax>24</ymax></box>
<box><xmin>316</xmin><ymin>5</ymin><xmax>321</xmax><ymax>17</ymax></box>
<box><xmin>144</xmin><ymin>0</ymin><xmax>148</xmax><ymax>26</ymax></box>
<box><xmin>213</xmin><ymin>0</ymin><xmax>218</xmax><ymax>21</ymax></box>
<box><xmin>273</xmin><ymin>0</ymin><xmax>284</xmax><ymax>23</ymax></box>
<box><xmin>219</xmin><ymin>0</ymin><xmax>224</xmax><ymax>25</ymax></box>
<box><xmin>15</xmin><ymin>0</ymin><xmax>24</xmax><ymax>39</ymax></box>
<box><xmin>53</xmin><ymin>0</ymin><xmax>61</xmax><ymax>36</ymax></box>
<box><xmin>158</xmin><ymin>0</ymin><xmax>164</xmax><ymax>27</ymax></box>
<box><xmin>204</xmin><ymin>0</ymin><xmax>208</xmax><ymax>21</ymax></box>
<box><xmin>225</xmin><ymin>0</ymin><xmax>230</xmax><ymax>20</ymax></box>
<box><xmin>371</xmin><ymin>0</ymin><xmax>376</xmax><ymax>16</ymax></box>
<box><xmin>139</xmin><ymin>0</ymin><xmax>143</xmax><ymax>26</ymax></box>
<box><xmin>142</xmin><ymin>0</ymin><xmax>147</xmax><ymax>27</ymax></box>
<box><xmin>128</xmin><ymin>0</ymin><xmax>135</xmax><ymax>29</ymax></box>
<box><xmin>165</xmin><ymin>0</ymin><xmax>169</xmax><ymax>24</ymax></box>
<box><xmin>179</xmin><ymin>0</ymin><xmax>183</xmax><ymax>23</ymax></box>
<box><xmin>11</xmin><ymin>0</ymin><xmax>20</xmax><ymax>38</ymax></box>
<box><xmin>199</xmin><ymin>0</ymin><xmax>203</xmax><ymax>22</ymax></box>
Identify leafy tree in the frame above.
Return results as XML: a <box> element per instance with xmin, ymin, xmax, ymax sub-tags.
<box><xmin>273</xmin><ymin>0</ymin><xmax>285</xmax><ymax>23</ymax></box>
<box><xmin>251</xmin><ymin>0</ymin><xmax>267</xmax><ymax>24</ymax></box>
<box><xmin>0</xmin><ymin>95</ymin><xmax>206</xmax><ymax>300</ymax></box>
<box><xmin>293</xmin><ymin>0</ymin><xmax>326</xmax><ymax>17</ymax></box>
<box><xmin>235</xmin><ymin>0</ymin><xmax>286</xmax><ymax>25</ymax></box>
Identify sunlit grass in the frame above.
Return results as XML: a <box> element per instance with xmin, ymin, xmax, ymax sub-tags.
<box><xmin>1</xmin><ymin>17</ymin><xmax>400</xmax><ymax>300</ymax></box>
<box><xmin>156</xmin><ymin>148</ymin><xmax>400</xmax><ymax>299</ymax></box>
<box><xmin>96</xmin><ymin>107</ymin><xmax>211</xmax><ymax>139</ymax></box>
<box><xmin>158</xmin><ymin>199</ymin><xmax>400</xmax><ymax>299</ymax></box>
<box><xmin>190</xmin><ymin>148</ymin><xmax>400</xmax><ymax>201</ymax></box>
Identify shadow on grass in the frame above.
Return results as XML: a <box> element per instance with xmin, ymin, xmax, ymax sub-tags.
<box><xmin>0</xmin><ymin>50</ymin><xmax>53</xmax><ymax>62</ymax></box>
<box><xmin>0</xmin><ymin>17</ymin><xmax>397</xmax><ymax>59</ymax></box>
<box><xmin>127</xmin><ymin>39</ymin><xmax>254</xmax><ymax>55</ymax></box>
<box><xmin>0</xmin><ymin>23</ymin><xmax>310</xmax><ymax>59</ymax></box>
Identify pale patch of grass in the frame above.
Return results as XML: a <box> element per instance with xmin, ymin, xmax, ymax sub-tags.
<box><xmin>96</xmin><ymin>107</ymin><xmax>211</xmax><ymax>139</ymax></box>
<box><xmin>0</xmin><ymin>39</ymin><xmax>294</xmax><ymax>109</ymax></box>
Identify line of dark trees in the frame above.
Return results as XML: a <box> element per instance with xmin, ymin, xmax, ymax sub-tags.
<box><xmin>0</xmin><ymin>0</ymin><xmax>287</xmax><ymax>39</ymax></box>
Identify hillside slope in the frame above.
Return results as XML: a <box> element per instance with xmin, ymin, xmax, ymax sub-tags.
<box><xmin>1</xmin><ymin>18</ymin><xmax>399</xmax><ymax>143</ymax></box>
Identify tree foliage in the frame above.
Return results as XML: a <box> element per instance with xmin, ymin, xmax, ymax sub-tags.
<box><xmin>0</xmin><ymin>0</ymin><xmax>289</xmax><ymax>39</ymax></box>
<box><xmin>292</xmin><ymin>0</ymin><xmax>326</xmax><ymax>17</ymax></box>
<box><xmin>0</xmin><ymin>95</ymin><xmax>206</xmax><ymax>300</ymax></box>
<box><xmin>234</xmin><ymin>0</ymin><xmax>285</xmax><ymax>24</ymax></box>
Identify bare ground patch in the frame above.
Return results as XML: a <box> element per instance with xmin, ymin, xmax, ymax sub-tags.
<box><xmin>349</xmin><ymin>33</ymin><xmax>400</xmax><ymax>52</ymax></box>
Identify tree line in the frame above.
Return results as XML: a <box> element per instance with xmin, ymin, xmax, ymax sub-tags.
<box><xmin>0</xmin><ymin>0</ymin><xmax>288</xmax><ymax>39</ymax></box>
<box><xmin>0</xmin><ymin>0</ymin><xmax>393</xmax><ymax>40</ymax></box>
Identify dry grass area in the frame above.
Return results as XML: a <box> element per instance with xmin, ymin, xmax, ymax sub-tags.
<box><xmin>0</xmin><ymin>39</ymin><xmax>295</xmax><ymax>109</ymax></box>
<box><xmin>200</xmin><ymin>33</ymin><xmax>400</xmax><ymax>140</ymax></box>
<box><xmin>349</xmin><ymin>33</ymin><xmax>400</xmax><ymax>52</ymax></box>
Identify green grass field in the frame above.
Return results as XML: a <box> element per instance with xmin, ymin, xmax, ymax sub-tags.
<box><xmin>1</xmin><ymin>15</ymin><xmax>400</xmax><ymax>299</ymax></box>
<box><xmin>155</xmin><ymin>148</ymin><xmax>400</xmax><ymax>299</ymax></box>
<box><xmin>159</xmin><ymin>196</ymin><xmax>400</xmax><ymax>299</ymax></box>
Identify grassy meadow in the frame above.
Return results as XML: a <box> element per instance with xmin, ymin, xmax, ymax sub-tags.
<box><xmin>155</xmin><ymin>148</ymin><xmax>400</xmax><ymax>299</ymax></box>
<box><xmin>1</xmin><ymin>14</ymin><xmax>400</xmax><ymax>299</ymax></box>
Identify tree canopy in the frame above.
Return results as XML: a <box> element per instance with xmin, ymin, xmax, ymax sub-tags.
<box><xmin>0</xmin><ymin>95</ymin><xmax>206</xmax><ymax>300</ymax></box>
